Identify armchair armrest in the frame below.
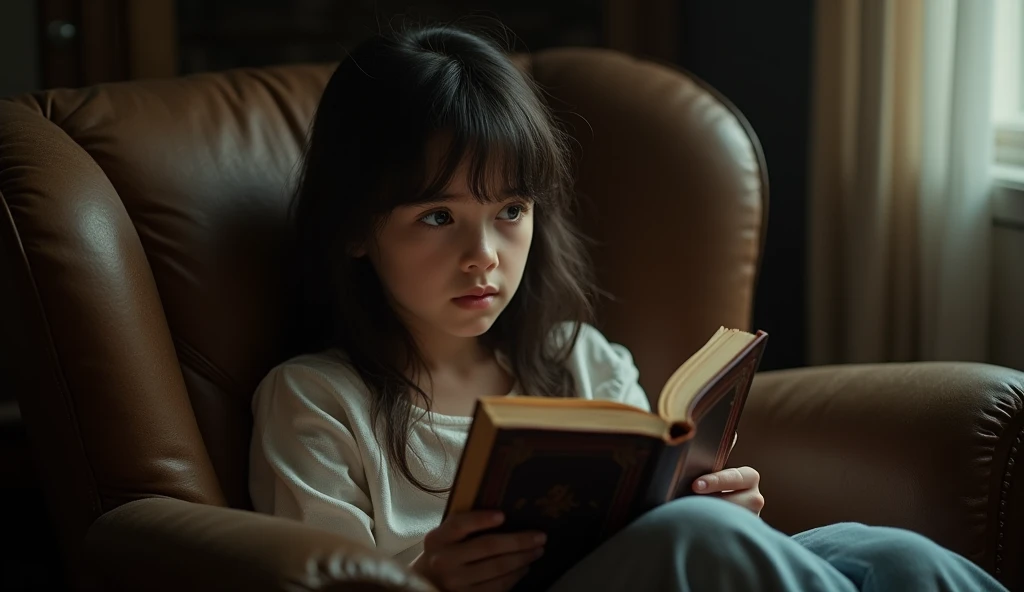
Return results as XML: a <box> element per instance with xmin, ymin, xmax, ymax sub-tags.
<box><xmin>85</xmin><ymin>497</ymin><xmax>435</xmax><ymax>592</ymax></box>
<box><xmin>730</xmin><ymin>362</ymin><xmax>1023</xmax><ymax>589</ymax></box>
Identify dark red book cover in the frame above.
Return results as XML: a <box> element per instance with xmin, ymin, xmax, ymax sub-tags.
<box><xmin>449</xmin><ymin>331</ymin><xmax>767</xmax><ymax>589</ymax></box>
<box><xmin>471</xmin><ymin>430</ymin><xmax>667</xmax><ymax>590</ymax></box>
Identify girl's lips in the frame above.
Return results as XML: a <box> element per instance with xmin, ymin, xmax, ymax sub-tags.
<box><xmin>451</xmin><ymin>294</ymin><xmax>497</xmax><ymax>309</ymax></box>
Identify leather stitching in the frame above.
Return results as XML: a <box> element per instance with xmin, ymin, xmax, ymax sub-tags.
<box><xmin>995</xmin><ymin>420</ymin><xmax>1022</xmax><ymax>577</ymax></box>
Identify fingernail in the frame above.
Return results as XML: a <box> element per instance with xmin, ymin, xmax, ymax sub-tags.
<box><xmin>492</xmin><ymin>512</ymin><xmax>505</xmax><ymax>524</ymax></box>
<box><xmin>534</xmin><ymin>533</ymin><xmax>547</xmax><ymax>545</ymax></box>
<box><xmin>696</xmin><ymin>479</ymin><xmax>707</xmax><ymax>491</ymax></box>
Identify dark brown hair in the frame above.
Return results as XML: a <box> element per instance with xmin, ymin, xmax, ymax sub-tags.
<box><xmin>290</xmin><ymin>23</ymin><xmax>597</xmax><ymax>493</ymax></box>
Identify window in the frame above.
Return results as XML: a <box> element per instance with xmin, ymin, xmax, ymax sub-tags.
<box><xmin>993</xmin><ymin>0</ymin><xmax>1024</xmax><ymax>173</ymax></box>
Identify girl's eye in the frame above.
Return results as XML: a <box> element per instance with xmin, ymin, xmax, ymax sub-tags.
<box><xmin>419</xmin><ymin>210</ymin><xmax>452</xmax><ymax>227</ymax></box>
<box><xmin>498</xmin><ymin>203</ymin><xmax>527</xmax><ymax>221</ymax></box>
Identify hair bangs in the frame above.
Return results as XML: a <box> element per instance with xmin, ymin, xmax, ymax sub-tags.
<box><xmin>382</xmin><ymin>57</ymin><xmax>570</xmax><ymax>211</ymax></box>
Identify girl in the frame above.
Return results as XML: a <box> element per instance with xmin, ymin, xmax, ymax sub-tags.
<box><xmin>249</xmin><ymin>23</ymin><xmax>1007</xmax><ymax>592</ymax></box>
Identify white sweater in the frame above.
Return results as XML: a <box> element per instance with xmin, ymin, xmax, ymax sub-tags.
<box><xmin>248</xmin><ymin>323</ymin><xmax>651</xmax><ymax>564</ymax></box>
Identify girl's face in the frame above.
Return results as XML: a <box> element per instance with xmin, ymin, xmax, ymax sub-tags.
<box><xmin>365</xmin><ymin>154</ymin><xmax>535</xmax><ymax>342</ymax></box>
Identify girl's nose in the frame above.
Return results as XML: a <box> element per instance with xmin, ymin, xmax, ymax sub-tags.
<box><xmin>461</xmin><ymin>227</ymin><xmax>499</xmax><ymax>272</ymax></box>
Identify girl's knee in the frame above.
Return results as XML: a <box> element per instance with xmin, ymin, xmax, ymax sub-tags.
<box><xmin>867</xmin><ymin>526</ymin><xmax>954</xmax><ymax>560</ymax></box>
<box><xmin>631</xmin><ymin>495</ymin><xmax>760</xmax><ymax>542</ymax></box>
<box><xmin>802</xmin><ymin>523</ymin><xmax>942</xmax><ymax>555</ymax></box>
<box><xmin>835</xmin><ymin>525</ymin><xmax>968</xmax><ymax>579</ymax></box>
<box><xmin>619</xmin><ymin>496</ymin><xmax>796</xmax><ymax>582</ymax></box>
<box><xmin>852</xmin><ymin>526</ymin><xmax>945</xmax><ymax>557</ymax></box>
<box><xmin>796</xmin><ymin>523</ymin><xmax>1001</xmax><ymax>588</ymax></box>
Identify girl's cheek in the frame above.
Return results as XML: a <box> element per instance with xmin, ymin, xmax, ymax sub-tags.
<box><xmin>511</xmin><ymin>220</ymin><xmax>535</xmax><ymax>244</ymax></box>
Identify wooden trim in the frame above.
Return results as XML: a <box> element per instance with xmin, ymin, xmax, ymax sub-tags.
<box><xmin>79</xmin><ymin>0</ymin><xmax>128</xmax><ymax>84</ymax></box>
<box><xmin>605</xmin><ymin>0</ymin><xmax>678</xmax><ymax>62</ymax></box>
<box><xmin>126</xmin><ymin>0</ymin><xmax>178</xmax><ymax>79</ymax></box>
<box><xmin>605</xmin><ymin>0</ymin><xmax>639</xmax><ymax>53</ymax></box>
<box><xmin>37</xmin><ymin>0</ymin><xmax>80</xmax><ymax>88</ymax></box>
<box><xmin>638</xmin><ymin>0</ymin><xmax>679</xmax><ymax>62</ymax></box>
<box><xmin>37</xmin><ymin>0</ymin><xmax>177</xmax><ymax>88</ymax></box>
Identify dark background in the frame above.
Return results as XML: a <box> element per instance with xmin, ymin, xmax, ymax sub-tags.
<box><xmin>677</xmin><ymin>0</ymin><xmax>814</xmax><ymax>371</ymax></box>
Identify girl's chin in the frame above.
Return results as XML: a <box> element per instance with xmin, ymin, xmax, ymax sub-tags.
<box><xmin>447</xmin><ymin>318</ymin><xmax>498</xmax><ymax>338</ymax></box>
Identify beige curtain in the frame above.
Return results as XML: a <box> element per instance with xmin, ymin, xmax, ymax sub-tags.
<box><xmin>808</xmin><ymin>0</ymin><xmax>997</xmax><ymax>365</ymax></box>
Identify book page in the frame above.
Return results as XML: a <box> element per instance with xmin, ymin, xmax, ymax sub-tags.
<box><xmin>483</xmin><ymin>397</ymin><xmax>668</xmax><ymax>438</ymax></box>
<box><xmin>658</xmin><ymin>329</ymin><xmax>755</xmax><ymax>422</ymax></box>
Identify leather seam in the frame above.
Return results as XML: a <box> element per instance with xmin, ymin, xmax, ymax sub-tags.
<box><xmin>0</xmin><ymin>187</ymin><xmax>103</xmax><ymax>517</ymax></box>
<box><xmin>996</xmin><ymin>417</ymin><xmax>1023</xmax><ymax>576</ymax></box>
<box><xmin>173</xmin><ymin>337</ymin><xmax>240</xmax><ymax>395</ymax></box>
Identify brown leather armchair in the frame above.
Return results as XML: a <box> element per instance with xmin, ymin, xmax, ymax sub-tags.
<box><xmin>1</xmin><ymin>48</ymin><xmax>1021</xmax><ymax>591</ymax></box>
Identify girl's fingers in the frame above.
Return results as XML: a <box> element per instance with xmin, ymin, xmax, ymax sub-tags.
<box><xmin>425</xmin><ymin>511</ymin><xmax>505</xmax><ymax>547</ymax></box>
<box><xmin>452</xmin><ymin>548</ymin><xmax>543</xmax><ymax>589</ymax></box>
<box><xmin>714</xmin><ymin>489</ymin><xmax>766</xmax><ymax>516</ymax></box>
<box><xmin>465</xmin><ymin>565</ymin><xmax>531</xmax><ymax>592</ymax></box>
<box><xmin>692</xmin><ymin>466</ymin><xmax>760</xmax><ymax>494</ymax></box>
<box><xmin>444</xmin><ymin>531</ymin><xmax>546</xmax><ymax>565</ymax></box>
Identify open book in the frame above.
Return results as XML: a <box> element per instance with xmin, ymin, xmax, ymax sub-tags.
<box><xmin>444</xmin><ymin>327</ymin><xmax>768</xmax><ymax>589</ymax></box>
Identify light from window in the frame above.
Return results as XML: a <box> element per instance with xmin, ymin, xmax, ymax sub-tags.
<box><xmin>993</xmin><ymin>0</ymin><xmax>1024</xmax><ymax>169</ymax></box>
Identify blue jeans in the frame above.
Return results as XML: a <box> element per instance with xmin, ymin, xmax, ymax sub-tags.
<box><xmin>548</xmin><ymin>496</ymin><xmax>1007</xmax><ymax>591</ymax></box>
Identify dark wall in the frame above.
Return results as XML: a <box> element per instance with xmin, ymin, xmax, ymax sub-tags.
<box><xmin>677</xmin><ymin>0</ymin><xmax>814</xmax><ymax>370</ymax></box>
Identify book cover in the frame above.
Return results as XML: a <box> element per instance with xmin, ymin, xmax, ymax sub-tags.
<box><xmin>473</xmin><ymin>430</ymin><xmax>664</xmax><ymax>589</ymax></box>
<box><xmin>446</xmin><ymin>329</ymin><xmax>768</xmax><ymax>589</ymax></box>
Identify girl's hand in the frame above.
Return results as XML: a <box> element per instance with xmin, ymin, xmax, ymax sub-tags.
<box><xmin>691</xmin><ymin>466</ymin><xmax>765</xmax><ymax>516</ymax></box>
<box><xmin>412</xmin><ymin>510</ymin><xmax>545</xmax><ymax>591</ymax></box>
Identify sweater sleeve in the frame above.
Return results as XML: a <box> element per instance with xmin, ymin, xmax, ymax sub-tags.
<box><xmin>249</xmin><ymin>362</ymin><xmax>376</xmax><ymax>549</ymax></box>
<box><xmin>567</xmin><ymin>323</ymin><xmax>652</xmax><ymax>413</ymax></box>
